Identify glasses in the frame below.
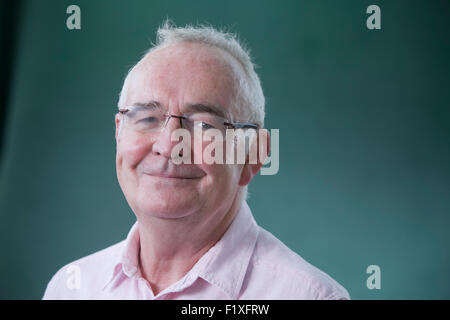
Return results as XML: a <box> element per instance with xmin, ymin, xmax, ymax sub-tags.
<box><xmin>118</xmin><ymin>105</ymin><xmax>258</xmax><ymax>134</ymax></box>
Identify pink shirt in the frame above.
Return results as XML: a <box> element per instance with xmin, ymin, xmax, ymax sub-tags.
<box><xmin>43</xmin><ymin>202</ymin><xmax>350</xmax><ymax>299</ymax></box>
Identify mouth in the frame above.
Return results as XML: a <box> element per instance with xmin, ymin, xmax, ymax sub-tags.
<box><xmin>143</xmin><ymin>173</ymin><xmax>202</xmax><ymax>180</ymax></box>
<box><xmin>139</xmin><ymin>159</ymin><xmax>206</xmax><ymax>181</ymax></box>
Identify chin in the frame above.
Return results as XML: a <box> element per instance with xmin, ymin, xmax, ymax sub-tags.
<box><xmin>135</xmin><ymin>190</ymin><xmax>201</xmax><ymax>219</ymax></box>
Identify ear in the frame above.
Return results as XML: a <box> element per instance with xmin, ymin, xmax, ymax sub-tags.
<box><xmin>115</xmin><ymin>113</ymin><xmax>121</xmax><ymax>142</ymax></box>
<box><xmin>238</xmin><ymin>129</ymin><xmax>270</xmax><ymax>186</ymax></box>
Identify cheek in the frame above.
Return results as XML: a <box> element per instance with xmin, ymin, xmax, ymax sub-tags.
<box><xmin>192</xmin><ymin>136</ymin><xmax>242</xmax><ymax>186</ymax></box>
<box><xmin>117</xmin><ymin>132</ymin><xmax>152</xmax><ymax>169</ymax></box>
<box><xmin>196</xmin><ymin>163</ymin><xmax>242</xmax><ymax>208</ymax></box>
<box><xmin>211</xmin><ymin>164</ymin><xmax>241</xmax><ymax>181</ymax></box>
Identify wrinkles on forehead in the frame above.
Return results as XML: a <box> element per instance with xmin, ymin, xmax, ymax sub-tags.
<box><xmin>118</xmin><ymin>42</ymin><xmax>246</xmax><ymax>121</ymax></box>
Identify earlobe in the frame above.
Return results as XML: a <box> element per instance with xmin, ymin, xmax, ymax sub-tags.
<box><xmin>238</xmin><ymin>162</ymin><xmax>262</xmax><ymax>186</ymax></box>
<box><xmin>238</xmin><ymin>164</ymin><xmax>252</xmax><ymax>186</ymax></box>
<box><xmin>238</xmin><ymin>129</ymin><xmax>270</xmax><ymax>186</ymax></box>
<box><xmin>115</xmin><ymin>114</ymin><xmax>121</xmax><ymax>141</ymax></box>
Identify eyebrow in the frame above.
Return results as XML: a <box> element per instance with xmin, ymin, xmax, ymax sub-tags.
<box><xmin>184</xmin><ymin>103</ymin><xmax>229</xmax><ymax>119</ymax></box>
<box><xmin>126</xmin><ymin>101</ymin><xmax>229</xmax><ymax>119</ymax></box>
<box><xmin>131</xmin><ymin>101</ymin><xmax>163</xmax><ymax>111</ymax></box>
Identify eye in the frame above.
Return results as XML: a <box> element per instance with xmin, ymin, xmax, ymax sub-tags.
<box><xmin>134</xmin><ymin>116</ymin><xmax>161</xmax><ymax>130</ymax></box>
<box><xmin>197</xmin><ymin>121</ymin><xmax>215</xmax><ymax>130</ymax></box>
<box><xmin>138</xmin><ymin>117</ymin><xmax>158</xmax><ymax>123</ymax></box>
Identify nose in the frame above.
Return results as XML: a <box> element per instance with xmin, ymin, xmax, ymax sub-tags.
<box><xmin>152</xmin><ymin>115</ymin><xmax>184</xmax><ymax>158</ymax></box>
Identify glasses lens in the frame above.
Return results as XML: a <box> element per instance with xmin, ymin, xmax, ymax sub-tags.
<box><xmin>124</xmin><ymin>108</ymin><xmax>165</xmax><ymax>132</ymax></box>
<box><xmin>185</xmin><ymin>113</ymin><xmax>226</xmax><ymax>132</ymax></box>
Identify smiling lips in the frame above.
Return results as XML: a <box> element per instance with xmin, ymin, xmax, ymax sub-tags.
<box><xmin>141</xmin><ymin>160</ymin><xmax>205</xmax><ymax>180</ymax></box>
<box><xmin>144</xmin><ymin>172</ymin><xmax>202</xmax><ymax>179</ymax></box>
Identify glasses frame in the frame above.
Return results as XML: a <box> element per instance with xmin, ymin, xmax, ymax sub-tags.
<box><xmin>118</xmin><ymin>107</ymin><xmax>259</xmax><ymax>131</ymax></box>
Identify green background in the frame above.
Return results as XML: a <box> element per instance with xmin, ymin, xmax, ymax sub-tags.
<box><xmin>0</xmin><ymin>0</ymin><xmax>449</xmax><ymax>299</ymax></box>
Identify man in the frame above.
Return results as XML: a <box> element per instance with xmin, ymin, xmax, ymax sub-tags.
<box><xmin>43</xmin><ymin>21</ymin><xmax>350</xmax><ymax>299</ymax></box>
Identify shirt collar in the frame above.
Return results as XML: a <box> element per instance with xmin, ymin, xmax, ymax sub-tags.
<box><xmin>102</xmin><ymin>221</ymin><xmax>141</xmax><ymax>291</ymax></box>
<box><xmin>197</xmin><ymin>201</ymin><xmax>259</xmax><ymax>298</ymax></box>
<box><xmin>103</xmin><ymin>201</ymin><xmax>259</xmax><ymax>299</ymax></box>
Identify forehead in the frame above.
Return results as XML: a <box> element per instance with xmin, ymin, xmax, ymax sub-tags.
<box><xmin>120</xmin><ymin>42</ymin><xmax>240</xmax><ymax>113</ymax></box>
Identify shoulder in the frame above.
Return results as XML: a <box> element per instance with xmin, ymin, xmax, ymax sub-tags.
<box><xmin>242</xmin><ymin>227</ymin><xmax>350</xmax><ymax>300</ymax></box>
<box><xmin>42</xmin><ymin>240</ymin><xmax>125</xmax><ymax>299</ymax></box>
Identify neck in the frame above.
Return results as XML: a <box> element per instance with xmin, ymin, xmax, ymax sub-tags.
<box><xmin>137</xmin><ymin>194</ymin><xmax>244</xmax><ymax>296</ymax></box>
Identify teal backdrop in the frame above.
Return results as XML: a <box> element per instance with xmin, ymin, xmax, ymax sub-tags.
<box><xmin>0</xmin><ymin>0</ymin><xmax>449</xmax><ymax>299</ymax></box>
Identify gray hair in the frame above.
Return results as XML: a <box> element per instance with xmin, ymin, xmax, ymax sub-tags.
<box><xmin>120</xmin><ymin>19</ymin><xmax>265</xmax><ymax>128</ymax></box>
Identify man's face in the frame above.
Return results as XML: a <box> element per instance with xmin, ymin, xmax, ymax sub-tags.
<box><xmin>115</xmin><ymin>42</ymin><xmax>250</xmax><ymax>220</ymax></box>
